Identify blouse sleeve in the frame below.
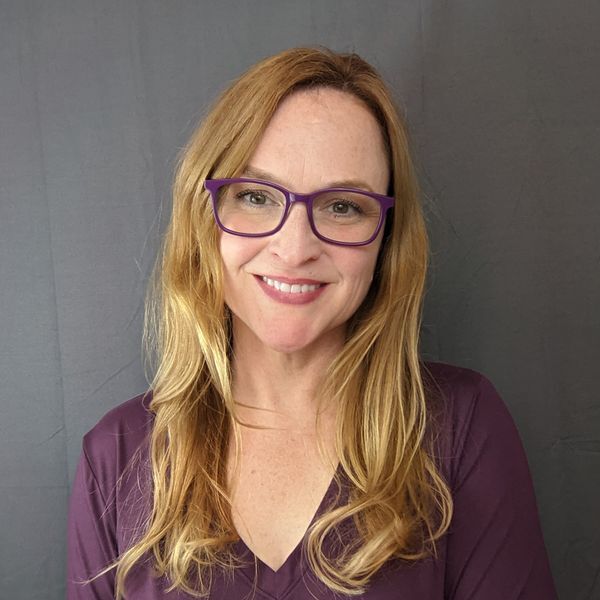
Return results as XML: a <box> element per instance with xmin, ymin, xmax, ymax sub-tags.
<box><xmin>444</xmin><ymin>374</ymin><xmax>558</xmax><ymax>599</ymax></box>
<box><xmin>67</xmin><ymin>445</ymin><xmax>117</xmax><ymax>599</ymax></box>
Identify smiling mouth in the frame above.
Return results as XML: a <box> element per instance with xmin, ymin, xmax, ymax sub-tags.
<box><xmin>261</xmin><ymin>276</ymin><xmax>323</xmax><ymax>294</ymax></box>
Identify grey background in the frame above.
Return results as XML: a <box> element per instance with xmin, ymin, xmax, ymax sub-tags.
<box><xmin>1</xmin><ymin>1</ymin><xmax>598</xmax><ymax>599</ymax></box>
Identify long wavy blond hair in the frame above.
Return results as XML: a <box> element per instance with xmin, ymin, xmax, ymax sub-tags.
<box><xmin>108</xmin><ymin>46</ymin><xmax>452</xmax><ymax>598</ymax></box>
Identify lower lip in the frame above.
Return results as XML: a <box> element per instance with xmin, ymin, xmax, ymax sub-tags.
<box><xmin>255</xmin><ymin>276</ymin><xmax>327</xmax><ymax>305</ymax></box>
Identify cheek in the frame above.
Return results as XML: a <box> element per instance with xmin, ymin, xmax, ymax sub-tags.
<box><xmin>219</xmin><ymin>235</ymin><xmax>262</xmax><ymax>278</ymax></box>
<box><xmin>337</xmin><ymin>249</ymin><xmax>380</xmax><ymax>301</ymax></box>
<box><xmin>358</xmin><ymin>234</ymin><xmax>385</xmax><ymax>288</ymax></box>
<box><xmin>342</xmin><ymin>253</ymin><xmax>380</xmax><ymax>323</ymax></box>
<box><xmin>345</xmin><ymin>242</ymin><xmax>381</xmax><ymax>282</ymax></box>
<box><xmin>357</xmin><ymin>260</ymin><xmax>378</xmax><ymax>294</ymax></box>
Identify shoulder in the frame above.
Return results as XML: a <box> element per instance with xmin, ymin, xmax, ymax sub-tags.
<box><xmin>421</xmin><ymin>359</ymin><xmax>492</xmax><ymax>396</ymax></box>
<box><xmin>83</xmin><ymin>391</ymin><xmax>154</xmax><ymax>455</ymax></box>
<box><xmin>420</xmin><ymin>359</ymin><xmax>506</xmax><ymax>429</ymax></box>
<box><xmin>421</xmin><ymin>363</ymin><xmax>557</xmax><ymax>598</ymax></box>
<box><xmin>81</xmin><ymin>391</ymin><xmax>155</xmax><ymax>492</ymax></box>
<box><xmin>421</xmin><ymin>359</ymin><xmax>508</xmax><ymax>421</ymax></box>
<box><xmin>68</xmin><ymin>393</ymin><xmax>156</xmax><ymax>580</ymax></box>
<box><xmin>420</xmin><ymin>361</ymin><xmax>523</xmax><ymax>486</ymax></box>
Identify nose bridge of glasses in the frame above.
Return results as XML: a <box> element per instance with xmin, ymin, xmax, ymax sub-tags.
<box><xmin>287</xmin><ymin>190</ymin><xmax>313</xmax><ymax>208</ymax></box>
<box><xmin>281</xmin><ymin>191</ymin><xmax>315</xmax><ymax>230</ymax></box>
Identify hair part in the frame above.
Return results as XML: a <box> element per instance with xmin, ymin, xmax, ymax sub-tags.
<box><xmin>94</xmin><ymin>46</ymin><xmax>452</xmax><ymax>598</ymax></box>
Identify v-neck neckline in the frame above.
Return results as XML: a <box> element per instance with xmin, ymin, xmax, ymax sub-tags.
<box><xmin>233</xmin><ymin>462</ymin><xmax>343</xmax><ymax>598</ymax></box>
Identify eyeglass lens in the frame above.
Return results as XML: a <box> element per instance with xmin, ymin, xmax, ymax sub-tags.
<box><xmin>215</xmin><ymin>181</ymin><xmax>382</xmax><ymax>243</ymax></box>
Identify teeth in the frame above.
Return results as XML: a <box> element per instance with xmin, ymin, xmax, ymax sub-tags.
<box><xmin>262</xmin><ymin>276</ymin><xmax>321</xmax><ymax>293</ymax></box>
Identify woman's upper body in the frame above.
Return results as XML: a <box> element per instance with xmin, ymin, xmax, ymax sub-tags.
<box><xmin>67</xmin><ymin>361</ymin><xmax>557</xmax><ymax>599</ymax></box>
<box><xmin>67</xmin><ymin>47</ymin><xmax>557</xmax><ymax>598</ymax></box>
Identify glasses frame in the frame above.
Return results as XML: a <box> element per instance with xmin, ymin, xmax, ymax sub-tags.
<box><xmin>204</xmin><ymin>177</ymin><xmax>395</xmax><ymax>247</ymax></box>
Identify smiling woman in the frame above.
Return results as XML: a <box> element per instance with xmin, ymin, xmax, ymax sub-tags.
<box><xmin>66</xmin><ymin>47</ymin><xmax>557</xmax><ymax>599</ymax></box>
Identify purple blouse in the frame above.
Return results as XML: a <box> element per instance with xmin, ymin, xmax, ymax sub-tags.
<box><xmin>67</xmin><ymin>361</ymin><xmax>557</xmax><ymax>599</ymax></box>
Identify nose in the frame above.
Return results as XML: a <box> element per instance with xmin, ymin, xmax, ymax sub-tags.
<box><xmin>268</xmin><ymin>202</ymin><xmax>322</xmax><ymax>265</ymax></box>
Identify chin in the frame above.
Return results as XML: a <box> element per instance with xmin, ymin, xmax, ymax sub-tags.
<box><xmin>260</xmin><ymin>331</ymin><xmax>317</xmax><ymax>355</ymax></box>
<box><xmin>260</xmin><ymin>322</ymin><xmax>348</xmax><ymax>356</ymax></box>
<box><xmin>231</xmin><ymin>312</ymin><xmax>345</xmax><ymax>355</ymax></box>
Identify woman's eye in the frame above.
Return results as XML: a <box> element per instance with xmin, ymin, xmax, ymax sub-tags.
<box><xmin>331</xmin><ymin>201</ymin><xmax>361</xmax><ymax>215</ymax></box>
<box><xmin>333</xmin><ymin>202</ymin><xmax>349</xmax><ymax>214</ymax></box>
<box><xmin>238</xmin><ymin>190</ymin><xmax>269</xmax><ymax>205</ymax></box>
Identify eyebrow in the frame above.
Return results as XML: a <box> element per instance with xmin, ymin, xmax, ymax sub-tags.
<box><xmin>242</xmin><ymin>166</ymin><xmax>376</xmax><ymax>193</ymax></box>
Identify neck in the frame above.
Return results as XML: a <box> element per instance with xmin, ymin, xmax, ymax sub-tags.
<box><xmin>230</xmin><ymin>318</ymin><xmax>344</xmax><ymax>431</ymax></box>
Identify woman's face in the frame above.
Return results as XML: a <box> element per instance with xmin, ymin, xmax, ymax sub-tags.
<box><xmin>220</xmin><ymin>87</ymin><xmax>390</xmax><ymax>355</ymax></box>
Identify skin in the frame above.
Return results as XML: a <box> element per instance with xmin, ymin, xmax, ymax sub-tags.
<box><xmin>221</xmin><ymin>88</ymin><xmax>390</xmax><ymax>570</ymax></box>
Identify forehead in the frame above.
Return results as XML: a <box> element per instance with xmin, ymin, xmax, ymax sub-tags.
<box><xmin>247</xmin><ymin>87</ymin><xmax>389</xmax><ymax>193</ymax></box>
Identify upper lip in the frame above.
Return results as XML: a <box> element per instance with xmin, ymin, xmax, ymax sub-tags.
<box><xmin>257</xmin><ymin>274</ymin><xmax>326</xmax><ymax>285</ymax></box>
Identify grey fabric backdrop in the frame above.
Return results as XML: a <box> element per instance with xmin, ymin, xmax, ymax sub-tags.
<box><xmin>1</xmin><ymin>1</ymin><xmax>598</xmax><ymax>599</ymax></box>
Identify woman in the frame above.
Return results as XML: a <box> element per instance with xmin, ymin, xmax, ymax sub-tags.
<box><xmin>67</xmin><ymin>47</ymin><xmax>557</xmax><ymax>599</ymax></box>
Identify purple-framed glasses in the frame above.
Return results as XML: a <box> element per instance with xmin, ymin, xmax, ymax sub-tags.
<box><xmin>204</xmin><ymin>178</ymin><xmax>394</xmax><ymax>247</ymax></box>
